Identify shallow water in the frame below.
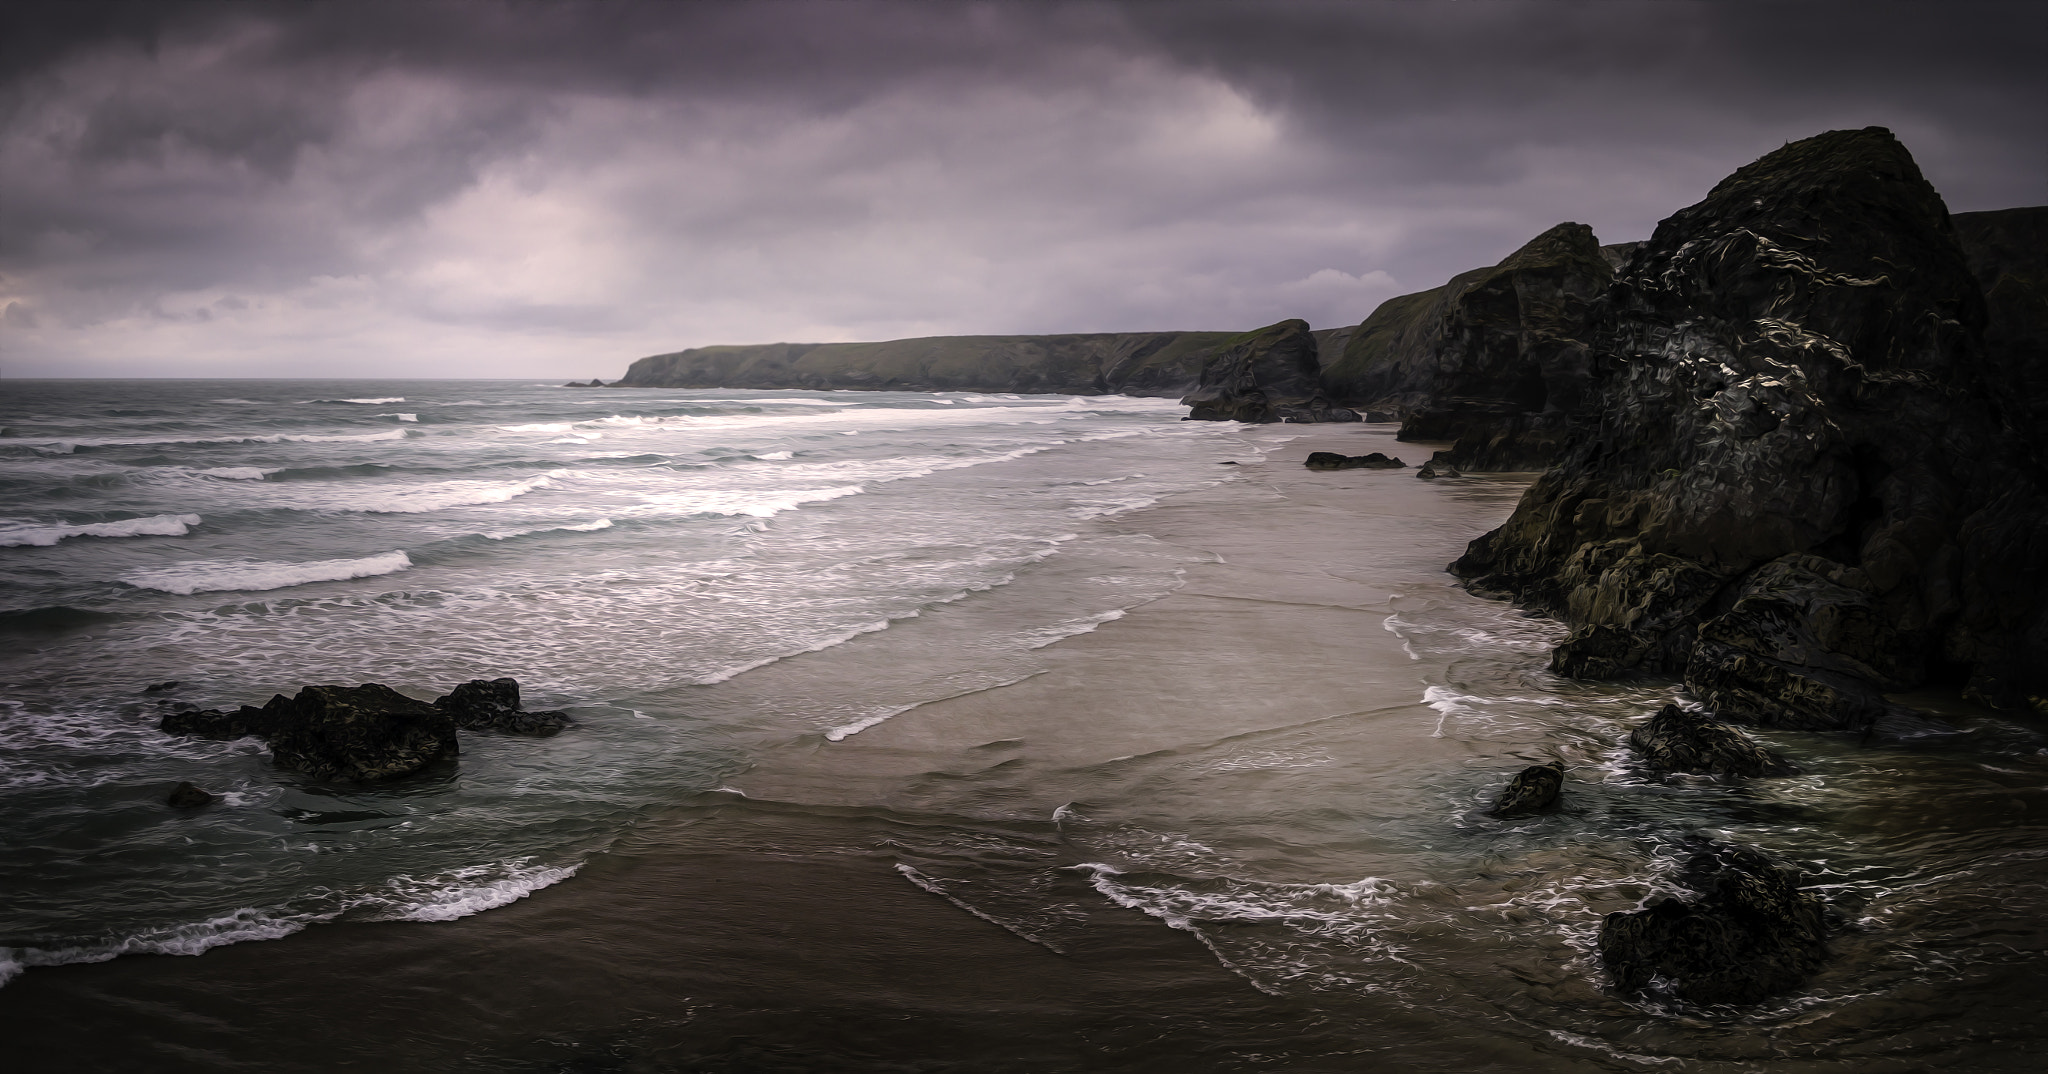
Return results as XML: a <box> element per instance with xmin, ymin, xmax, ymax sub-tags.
<box><xmin>2</xmin><ymin>380</ymin><xmax>2045</xmax><ymax>1070</ymax></box>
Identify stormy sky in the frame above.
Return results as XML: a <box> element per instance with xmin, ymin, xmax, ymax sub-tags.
<box><xmin>2</xmin><ymin>1</ymin><xmax>2042</xmax><ymax>379</ymax></box>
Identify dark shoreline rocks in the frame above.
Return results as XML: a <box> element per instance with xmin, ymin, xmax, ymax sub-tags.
<box><xmin>158</xmin><ymin>677</ymin><xmax>570</xmax><ymax>782</ymax></box>
<box><xmin>1599</xmin><ymin>843</ymin><xmax>1829</xmax><ymax>1006</ymax></box>
<box><xmin>1628</xmin><ymin>704</ymin><xmax>1797</xmax><ymax>778</ymax></box>
<box><xmin>1303</xmin><ymin>451</ymin><xmax>1404</xmax><ymax>471</ymax></box>
<box><xmin>433</xmin><ymin>677</ymin><xmax>572</xmax><ymax>736</ymax></box>
<box><xmin>1485</xmin><ymin>762</ymin><xmax>1563</xmax><ymax>818</ymax></box>
<box><xmin>1449</xmin><ymin>127</ymin><xmax>2048</xmax><ymax>726</ymax></box>
<box><xmin>1181</xmin><ymin>319</ymin><xmax>1362</xmax><ymax>423</ymax></box>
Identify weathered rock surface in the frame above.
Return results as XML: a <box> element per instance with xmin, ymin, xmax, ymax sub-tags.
<box><xmin>1628</xmin><ymin>704</ymin><xmax>1796</xmax><ymax>777</ymax></box>
<box><xmin>1303</xmin><ymin>451</ymin><xmax>1404</xmax><ymax>471</ymax></box>
<box><xmin>616</xmin><ymin>331</ymin><xmax>1247</xmax><ymax>397</ymax></box>
<box><xmin>1599</xmin><ymin>843</ymin><xmax>1829</xmax><ymax>1005</ymax></box>
<box><xmin>1416</xmin><ymin>457</ymin><xmax>1459</xmax><ymax>479</ymax></box>
<box><xmin>1452</xmin><ymin>127</ymin><xmax>2048</xmax><ymax>720</ymax></box>
<box><xmin>263</xmin><ymin>684</ymin><xmax>458</xmax><ymax>782</ymax></box>
<box><xmin>1485</xmin><ymin>762</ymin><xmax>1563</xmax><ymax>818</ymax></box>
<box><xmin>1182</xmin><ymin>319</ymin><xmax>1361</xmax><ymax>423</ymax></box>
<box><xmin>1320</xmin><ymin>222</ymin><xmax>1629</xmax><ymax>469</ymax></box>
<box><xmin>166</xmin><ymin>781</ymin><xmax>215</xmax><ymax>808</ymax></box>
<box><xmin>1953</xmin><ymin>206</ymin><xmax>2048</xmax><ymax>469</ymax></box>
<box><xmin>433</xmin><ymin>677</ymin><xmax>571</xmax><ymax>736</ymax></box>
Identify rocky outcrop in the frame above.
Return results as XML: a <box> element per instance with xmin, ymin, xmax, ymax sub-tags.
<box><xmin>433</xmin><ymin>677</ymin><xmax>571</xmax><ymax>736</ymax></box>
<box><xmin>265</xmin><ymin>684</ymin><xmax>459</xmax><ymax>782</ymax></box>
<box><xmin>1303</xmin><ymin>451</ymin><xmax>1404</xmax><ymax>470</ymax></box>
<box><xmin>1182</xmin><ymin>319</ymin><xmax>1361</xmax><ymax>423</ymax></box>
<box><xmin>1628</xmin><ymin>704</ymin><xmax>1796</xmax><ymax>777</ymax></box>
<box><xmin>1599</xmin><ymin>843</ymin><xmax>1829</xmax><ymax>1005</ymax></box>
<box><xmin>1319</xmin><ymin>222</ymin><xmax>1628</xmax><ymax>469</ymax></box>
<box><xmin>1452</xmin><ymin>127</ymin><xmax>2048</xmax><ymax>721</ymax></box>
<box><xmin>1485</xmin><ymin>762</ymin><xmax>1563</xmax><ymax>818</ymax></box>
<box><xmin>1416</xmin><ymin>458</ymin><xmax>1459</xmax><ymax>479</ymax></box>
<box><xmin>160</xmin><ymin>684</ymin><xmax>459</xmax><ymax>782</ymax></box>
<box><xmin>615</xmin><ymin>331</ymin><xmax>1243</xmax><ymax>397</ymax></box>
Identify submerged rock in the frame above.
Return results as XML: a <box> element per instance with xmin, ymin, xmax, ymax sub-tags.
<box><xmin>1485</xmin><ymin>762</ymin><xmax>1563</xmax><ymax>818</ymax></box>
<box><xmin>1303</xmin><ymin>451</ymin><xmax>1405</xmax><ymax>471</ymax></box>
<box><xmin>433</xmin><ymin>677</ymin><xmax>571</xmax><ymax>736</ymax></box>
<box><xmin>1183</xmin><ymin>319</ymin><xmax>1362</xmax><ymax>423</ymax></box>
<box><xmin>142</xmin><ymin>681</ymin><xmax>180</xmax><ymax>694</ymax></box>
<box><xmin>1628</xmin><ymin>704</ymin><xmax>1797</xmax><ymax>777</ymax></box>
<box><xmin>1599</xmin><ymin>843</ymin><xmax>1829</xmax><ymax>1005</ymax></box>
<box><xmin>166</xmin><ymin>781</ymin><xmax>215</xmax><ymax>808</ymax></box>
<box><xmin>159</xmin><ymin>704</ymin><xmax>276</xmax><ymax>740</ymax></box>
<box><xmin>265</xmin><ymin>684</ymin><xmax>458</xmax><ymax>782</ymax></box>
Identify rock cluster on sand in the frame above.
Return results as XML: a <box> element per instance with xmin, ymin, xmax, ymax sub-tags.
<box><xmin>1303</xmin><ymin>451</ymin><xmax>1404</xmax><ymax>471</ymax></box>
<box><xmin>1451</xmin><ymin>127</ymin><xmax>2048</xmax><ymax>724</ymax></box>
<box><xmin>159</xmin><ymin>678</ymin><xmax>569</xmax><ymax>782</ymax></box>
<box><xmin>1599</xmin><ymin>843</ymin><xmax>1830</xmax><ymax>1006</ymax></box>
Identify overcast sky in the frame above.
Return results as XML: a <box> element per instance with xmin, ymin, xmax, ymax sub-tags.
<box><xmin>2</xmin><ymin>0</ymin><xmax>2042</xmax><ymax>379</ymax></box>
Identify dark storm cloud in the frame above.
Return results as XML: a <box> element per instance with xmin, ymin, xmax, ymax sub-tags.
<box><xmin>1</xmin><ymin>0</ymin><xmax>2041</xmax><ymax>377</ymax></box>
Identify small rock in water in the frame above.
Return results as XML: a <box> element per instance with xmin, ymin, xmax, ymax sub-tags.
<box><xmin>1629</xmin><ymin>704</ymin><xmax>1797</xmax><ymax>777</ymax></box>
<box><xmin>1599</xmin><ymin>842</ymin><xmax>1830</xmax><ymax>1005</ymax></box>
<box><xmin>166</xmin><ymin>781</ymin><xmax>215</xmax><ymax>808</ymax></box>
<box><xmin>1486</xmin><ymin>761</ymin><xmax>1563</xmax><ymax>818</ymax></box>
<box><xmin>1416</xmin><ymin>457</ymin><xmax>1460</xmax><ymax>479</ymax></box>
<box><xmin>266</xmin><ymin>684</ymin><xmax>460</xmax><ymax>782</ymax></box>
<box><xmin>1304</xmin><ymin>451</ymin><xmax>1407</xmax><ymax>471</ymax></box>
<box><xmin>433</xmin><ymin>677</ymin><xmax>571</xmax><ymax>736</ymax></box>
<box><xmin>143</xmin><ymin>681</ymin><xmax>180</xmax><ymax>694</ymax></box>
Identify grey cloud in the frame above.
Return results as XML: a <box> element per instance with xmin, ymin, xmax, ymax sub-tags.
<box><xmin>0</xmin><ymin>1</ymin><xmax>2040</xmax><ymax>376</ymax></box>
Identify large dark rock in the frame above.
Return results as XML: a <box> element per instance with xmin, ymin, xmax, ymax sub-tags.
<box><xmin>264</xmin><ymin>684</ymin><xmax>458</xmax><ymax>782</ymax></box>
<box><xmin>1320</xmin><ymin>222</ymin><xmax>1626</xmax><ymax>469</ymax></box>
<box><xmin>433</xmin><ymin>677</ymin><xmax>571</xmax><ymax>737</ymax></box>
<box><xmin>1182</xmin><ymin>319</ymin><xmax>1361</xmax><ymax>423</ymax></box>
<box><xmin>1485</xmin><ymin>762</ymin><xmax>1563</xmax><ymax>818</ymax></box>
<box><xmin>166</xmin><ymin>781</ymin><xmax>215</xmax><ymax>808</ymax></box>
<box><xmin>1452</xmin><ymin>128</ymin><xmax>2048</xmax><ymax>718</ymax></box>
<box><xmin>1599</xmin><ymin>843</ymin><xmax>1829</xmax><ymax>1005</ymax></box>
<box><xmin>1628</xmin><ymin>704</ymin><xmax>1797</xmax><ymax>777</ymax></box>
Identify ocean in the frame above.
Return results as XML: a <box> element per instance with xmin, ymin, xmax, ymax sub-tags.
<box><xmin>2</xmin><ymin>379</ymin><xmax>2044</xmax><ymax>1071</ymax></box>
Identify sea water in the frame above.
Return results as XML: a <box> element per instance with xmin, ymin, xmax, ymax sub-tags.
<box><xmin>2</xmin><ymin>379</ymin><xmax>2045</xmax><ymax>1071</ymax></box>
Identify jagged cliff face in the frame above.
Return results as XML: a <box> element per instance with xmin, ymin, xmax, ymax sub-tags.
<box><xmin>612</xmin><ymin>331</ymin><xmax>1241</xmax><ymax>396</ymax></box>
<box><xmin>1452</xmin><ymin>127</ymin><xmax>2047</xmax><ymax>722</ymax></box>
<box><xmin>1319</xmin><ymin>222</ymin><xmax>1624</xmax><ymax>469</ymax></box>
<box><xmin>1953</xmin><ymin>206</ymin><xmax>2048</xmax><ymax>469</ymax></box>
<box><xmin>1180</xmin><ymin>318</ymin><xmax>1359</xmax><ymax>423</ymax></box>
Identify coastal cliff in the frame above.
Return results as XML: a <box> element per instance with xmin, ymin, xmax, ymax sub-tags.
<box><xmin>1319</xmin><ymin>223</ymin><xmax>1636</xmax><ymax>468</ymax></box>
<box><xmin>1448</xmin><ymin>127</ymin><xmax>2048</xmax><ymax>720</ymax></box>
<box><xmin>613</xmin><ymin>331</ymin><xmax>1241</xmax><ymax>396</ymax></box>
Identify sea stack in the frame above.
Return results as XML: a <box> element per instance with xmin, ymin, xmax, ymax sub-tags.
<box><xmin>1450</xmin><ymin>127</ymin><xmax>2048</xmax><ymax>724</ymax></box>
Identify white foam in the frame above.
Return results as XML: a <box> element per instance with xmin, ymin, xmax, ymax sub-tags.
<box><xmin>499</xmin><ymin>423</ymin><xmax>575</xmax><ymax>433</ymax></box>
<box><xmin>374</xmin><ymin>859</ymin><xmax>579</xmax><ymax>923</ymax></box>
<box><xmin>895</xmin><ymin>863</ymin><xmax>1066</xmax><ymax>954</ymax></box>
<box><xmin>0</xmin><ymin>512</ymin><xmax>202</xmax><ymax>547</ymax></box>
<box><xmin>626</xmin><ymin>484</ymin><xmax>862</xmax><ymax>520</ymax></box>
<box><xmin>755</xmin><ymin>451</ymin><xmax>794</xmax><ymax>460</ymax></box>
<box><xmin>350</xmin><ymin>473</ymin><xmax>556</xmax><ymax>514</ymax></box>
<box><xmin>480</xmin><ymin>518</ymin><xmax>613</xmax><ymax>540</ymax></box>
<box><xmin>31</xmin><ymin>429</ymin><xmax>409</xmax><ymax>450</ymax></box>
<box><xmin>121</xmin><ymin>550</ymin><xmax>412</xmax><ymax>594</ymax></box>
<box><xmin>312</xmin><ymin>397</ymin><xmax>405</xmax><ymax>405</ymax></box>
<box><xmin>197</xmin><ymin>466</ymin><xmax>273</xmax><ymax>480</ymax></box>
<box><xmin>383</xmin><ymin>413</ymin><xmax>419</xmax><ymax>422</ymax></box>
<box><xmin>704</xmin><ymin>618</ymin><xmax>895</xmax><ymax>686</ymax></box>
